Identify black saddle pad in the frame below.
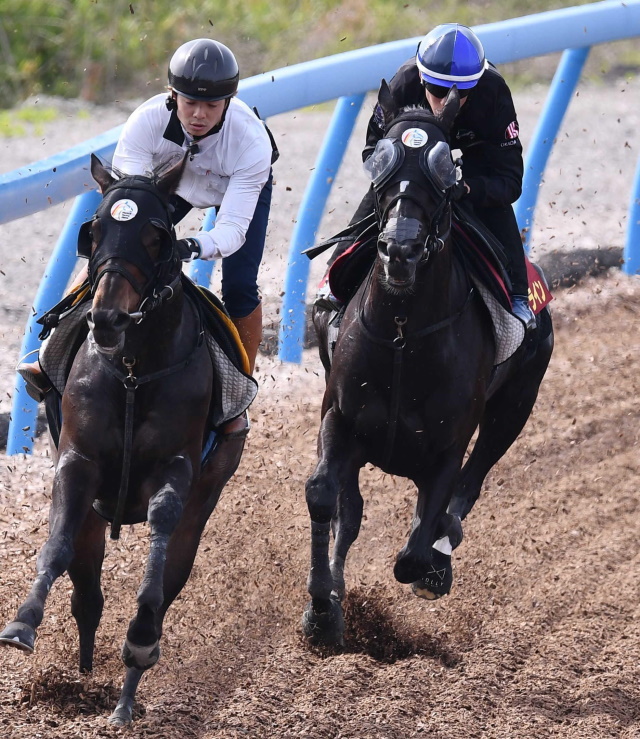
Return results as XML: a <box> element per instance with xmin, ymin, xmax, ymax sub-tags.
<box><xmin>328</xmin><ymin>232</ymin><xmax>378</xmax><ymax>305</ymax></box>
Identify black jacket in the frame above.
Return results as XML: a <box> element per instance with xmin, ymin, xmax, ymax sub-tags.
<box><xmin>364</xmin><ymin>59</ymin><xmax>523</xmax><ymax>209</ymax></box>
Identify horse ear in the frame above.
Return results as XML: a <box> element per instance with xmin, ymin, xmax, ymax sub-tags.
<box><xmin>156</xmin><ymin>153</ymin><xmax>187</xmax><ymax>197</ymax></box>
<box><xmin>438</xmin><ymin>85</ymin><xmax>460</xmax><ymax>131</ymax></box>
<box><xmin>90</xmin><ymin>153</ymin><xmax>115</xmax><ymax>194</ymax></box>
<box><xmin>377</xmin><ymin>79</ymin><xmax>398</xmax><ymax>128</ymax></box>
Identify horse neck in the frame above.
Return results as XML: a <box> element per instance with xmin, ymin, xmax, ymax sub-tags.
<box><xmin>364</xmin><ymin>240</ymin><xmax>465</xmax><ymax>335</ymax></box>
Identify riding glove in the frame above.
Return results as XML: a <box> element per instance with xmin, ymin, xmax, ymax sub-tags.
<box><xmin>176</xmin><ymin>237</ymin><xmax>202</xmax><ymax>262</ymax></box>
<box><xmin>451</xmin><ymin>180</ymin><xmax>470</xmax><ymax>201</ymax></box>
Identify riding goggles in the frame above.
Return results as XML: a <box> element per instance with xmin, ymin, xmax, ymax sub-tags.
<box><xmin>422</xmin><ymin>81</ymin><xmax>472</xmax><ymax>99</ymax></box>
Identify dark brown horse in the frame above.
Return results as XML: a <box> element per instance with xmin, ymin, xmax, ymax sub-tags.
<box><xmin>302</xmin><ymin>84</ymin><xmax>554</xmax><ymax>647</ymax></box>
<box><xmin>0</xmin><ymin>155</ymin><xmax>248</xmax><ymax>724</ymax></box>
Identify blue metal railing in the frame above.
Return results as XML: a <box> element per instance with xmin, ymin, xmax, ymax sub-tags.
<box><xmin>2</xmin><ymin>0</ymin><xmax>640</xmax><ymax>452</ymax></box>
<box><xmin>514</xmin><ymin>47</ymin><xmax>591</xmax><ymax>249</ymax></box>
<box><xmin>8</xmin><ymin>191</ymin><xmax>102</xmax><ymax>454</ymax></box>
<box><xmin>278</xmin><ymin>94</ymin><xmax>366</xmax><ymax>362</ymax></box>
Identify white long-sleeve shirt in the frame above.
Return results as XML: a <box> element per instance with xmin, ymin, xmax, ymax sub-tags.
<box><xmin>112</xmin><ymin>94</ymin><xmax>272</xmax><ymax>260</ymax></box>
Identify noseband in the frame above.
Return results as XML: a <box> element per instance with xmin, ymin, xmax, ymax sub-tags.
<box><xmin>377</xmin><ymin>188</ymin><xmax>450</xmax><ymax>260</ymax></box>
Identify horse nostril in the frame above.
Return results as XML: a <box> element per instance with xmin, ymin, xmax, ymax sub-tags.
<box><xmin>87</xmin><ymin>308</ymin><xmax>132</xmax><ymax>335</ymax></box>
<box><xmin>377</xmin><ymin>238</ymin><xmax>389</xmax><ymax>258</ymax></box>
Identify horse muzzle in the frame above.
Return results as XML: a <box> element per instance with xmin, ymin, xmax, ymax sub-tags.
<box><xmin>379</xmin><ymin>242</ymin><xmax>422</xmax><ymax>289</ymax></box>
<box><xmin>86</xmin><ymin>308</ymin><xmax>131</xmax><ymax>354</ymax></box>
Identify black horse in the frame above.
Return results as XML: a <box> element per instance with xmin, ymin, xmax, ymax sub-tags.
<box><xmin>0</xmin><ymin>155</ymin><xmax>250</xmax><ymax>724</ymax></box>
<box><xmin>302</xmin><ymin>83</ymin><xmax>554</xmax><ymax>647</ymax></box>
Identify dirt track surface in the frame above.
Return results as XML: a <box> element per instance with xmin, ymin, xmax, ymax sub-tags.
<box><xmin>0</xmin><ymin>77</ymin><xmax>639</xmax><ymax>737</ymax></box>
<box><xmin>0</xmin><ymin>276</ymin><xmax>639</xmax><ymax>738</ymax></box>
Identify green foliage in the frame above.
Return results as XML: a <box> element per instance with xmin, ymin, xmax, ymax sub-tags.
<box><xmin>0</xmin><ymin>106</ymin><xmax>58</xmax><ymax>137</ymax></box>
<box><xmin>0</xmin><ymin>0</ymin><xmax>633</xmax><ymax>109</ymax></box>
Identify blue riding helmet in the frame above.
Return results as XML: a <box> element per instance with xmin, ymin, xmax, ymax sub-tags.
<box><xmin>416</xmin><ymin>24</ymin><xmax>487</xmax><ymax>90</ymax></box>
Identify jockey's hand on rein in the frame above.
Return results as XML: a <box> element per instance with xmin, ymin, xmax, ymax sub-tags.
<box><xmin>451</xmin><ymin>180</ymin><xmax>470</xmax><ymax>201</ymax></box>
<box><xmin>176</xmin><ymin>237</ymin><xmax>202</xmax><ymax>262</ymax></box>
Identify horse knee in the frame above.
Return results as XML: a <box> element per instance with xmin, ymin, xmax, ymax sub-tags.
<box><xmin>148</xmin><ymin>486</ymin><xmax>183</xmax><ymax>536</ymax></box>
<box><xmin>305</xmin><ymin>472</ymin><xmax>337</xmax><ymax>524</ymax></box>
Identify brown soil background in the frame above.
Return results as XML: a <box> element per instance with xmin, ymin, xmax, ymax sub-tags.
<box><xmin>0</xmin><ymin>77</ymin><xmax>639</xmax><ymax>737</ymax></box>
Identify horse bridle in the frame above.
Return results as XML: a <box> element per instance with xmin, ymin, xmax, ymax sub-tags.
<box><xmin>369</xmin><ymin>118</ymin><xmax>456</xmax><ymax>260</ymax></box>
<box><xmin>78</xmin><ymin>176</ymin><xmax>181</xmax><ymax>322</ymax></box>
<box><xmin>375</xmin><ymin>185</ymin><xmax>451</xmax><ymax>260</ymax></box>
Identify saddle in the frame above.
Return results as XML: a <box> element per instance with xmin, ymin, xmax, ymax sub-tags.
<box><xmin>37</xmin><ymin>276</ymin><xmax>257</xmax><ymax>449</ymax></box>
<box><xmin>314</xmin><ymin>207</ymin><xmax>552</xmax><ymax>365</ymax></box>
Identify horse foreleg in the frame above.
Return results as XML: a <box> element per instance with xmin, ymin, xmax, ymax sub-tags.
<box><xmin>123</xmin><ymin>461</ymin><xmax>191</xmax><ymax>672</ymax></box>
<box><xmin>0</xmin><ymin>455</ymin><xmax>99</xmax><ymax>653</ymax></box>
<box><xmin>330</xmin><ymin>469</ymin><xmax>363</xmax><ymax>601</ymax></box>
<box><xmin>156</xmin><ymin>437</ymin><xmax>244</xmax><ymax>625</ymax></box>
<box><xmin>394</xmin><ymin>454</ymin><xmax>463</xmax><ymax>598</ymax></box>
<box><xmin>68</xmin><ymin>509</ymin><xmax>108</xmax><ymax>672</ymax></box>
<box><xmin>109</xmin><ymin>667</ymin><xmax>144</xmax><ymax>727</ymax></box>
<box><xmin>303</xmin><ymin>407</ymin><xmax>357</xmax><ymax>647</ymax></box>
<box><xmin>110</xmin><ymin>441</ymin><xmax>243</xmax><ymax>726</ymax></box>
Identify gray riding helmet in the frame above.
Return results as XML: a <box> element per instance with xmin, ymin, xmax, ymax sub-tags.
<box><xmin>168</xmin><ymin>39</ymin><xmax>239</xmax><ymax>101</ymax></box>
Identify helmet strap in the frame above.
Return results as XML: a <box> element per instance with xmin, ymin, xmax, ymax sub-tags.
<box><xmin>165</xmin><ymin>92</ymin><xmax>177</xmax><ymax>111</ymax></box>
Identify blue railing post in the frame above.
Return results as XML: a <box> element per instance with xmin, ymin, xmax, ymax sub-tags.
<box><xmin>623</xmin><ymin>154</ymin><xmax>640</xmax><ymax>275</ymax></box>
<box><xmin>278</xmin><ymin>93</ymin><xmax>366</xmax><ymax>363</ymax></box>
<box><xmin>185</xmin><ymin>208</ymin><xmax>217</xmax><ymax>286</ymax></box>
<box><xmin>515</xmin><ymin>47</ymin><xmax>590</xmax><ymax>250</ymax></box>
<box><xmin>7</xmin><ymin>189</ymin><xmax>102</xmax><ymax>455</ymax></box>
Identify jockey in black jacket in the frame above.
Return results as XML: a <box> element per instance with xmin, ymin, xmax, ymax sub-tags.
<box><xmin>317</xmin><ymin>23</ymin><xmax>536</xmax><ymax>332</ymax></box>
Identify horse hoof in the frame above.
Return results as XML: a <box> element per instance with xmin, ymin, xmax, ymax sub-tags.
<box><xmin>412</xmin><ymin>549</ymin><xmax>453</xmax><ymax>599</ymax></box>
<box><xmin>109</xmin><ymin>703</ymin><xmax>133</xmax><ymax>727</ymax></box>
<box><xmin>0</xmin><ymin>621</ymin><xmax>36</xmax><ymax>653</ymax></box>
<box><xmin>302</xmin><ymin>598</ymin><xmax>345</xmax><ymax>648</ymax></box>
<box><xmin>393</xmin><ymin>553</ymin><xmax>423</xmax><ymax>584</ymax></box>
<box><xmin>121</xmin><ymin>640</ymin><xmax>160</xmax><ymax>670</ymax></box>
<box><xmin>411</xmin><ymin>582</ymin><xmax>443</xmax><ymax>600</ymax></box>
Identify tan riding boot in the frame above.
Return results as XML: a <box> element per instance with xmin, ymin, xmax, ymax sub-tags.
<box><xmin>220</xmin><ymin>303</ymin><xmax>263</xmax><ymax>437</ymax></box>
<box><xmin>230</xmin><ymin>302</ymin><xmax>263</xmax><ymax>375</ymax></box>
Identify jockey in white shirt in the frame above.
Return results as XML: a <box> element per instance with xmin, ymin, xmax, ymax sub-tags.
<box><xmin>18</xmin><ymin>39</ymin><xmax>275</xmax><ymax>428</ymax></box>
<box><xmin>113</xmin><ymin>38</ymin><xmax>275</xmax><ymax>373</ymax></box>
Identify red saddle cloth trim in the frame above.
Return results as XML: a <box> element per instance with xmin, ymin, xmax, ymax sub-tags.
<box><xmin>324</xmin><ymin>232</ymin><xmax>553</xmax><ymax>315</ymax></box>
<box><xmin>454</xmin><ymin>223</ymin><xmax>553</xmax><ymax>314</ymax></box>
<box><xmin>325</xmin><ymin>239</ymin><xmax>365</xmax><ymax>295</ymax></box>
